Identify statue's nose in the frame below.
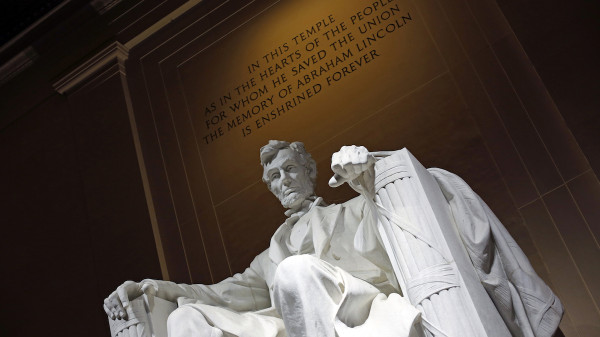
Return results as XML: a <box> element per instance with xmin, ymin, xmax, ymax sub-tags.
<box><xmin>281</xmin><ymin>171</ymin><xmax>292</xmax><ymax>185</ymax></box>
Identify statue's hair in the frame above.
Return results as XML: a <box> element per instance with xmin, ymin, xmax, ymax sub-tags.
<box><xmin>260</xmin><ymin>140</ymin><xmax>317</xmax><ymax>189</ymax></box>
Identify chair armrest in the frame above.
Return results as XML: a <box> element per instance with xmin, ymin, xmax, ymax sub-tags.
<box><xmin>108</xmin><ymin>294</ymin><xmax>177</xmax><ymax>337</ymax></box>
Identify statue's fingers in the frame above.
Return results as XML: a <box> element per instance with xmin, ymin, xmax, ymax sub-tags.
<box><xmin>116</xmin><ymin>289</ymin><xmax>128</xmax><ymax>310</ymax></box>
<box><xmin>340</xmin><ymin>145</ymin><xmax>354</xmax><ymax>153</ymax></box>
<box><xmin>141</xmin><ymin>280</ymin><xmax>158</xmax><ymax>296</ymax></box>
<box><xmin>340</xmin><ymin>150</ymin><xmax>353</xmax><ymax>168</ymax></box>
<box><xmin>110</xmin><ymin>295</ymin><xmax>126</xmax><ymax>319</ymax></box>
<box><xmin>117</xmin><ymin>282</ymin><xmax>138</xmax><ymax>309</ymax></box>
<box><xmin>350</xmin><ymin>149</ymin><xmax>363</xmax><ymax>164</ymax></box>
<box><xmin>331</xmin><ymin>151</ymin><xmax>341</xmax><ymax>169</ymax></box>
<box><xmin>104</xmin><ymin>302</ymin><xmax>115</xmax><ymax>319</ymax></box>
<box><xmin>108</xmin><ymin>296</ymin><xmax>123</xmax><ymax>314</ymax></box>
<box><xmin>358</xmin><ymin>150</ymin><xmax>368</xmax><ymax>164</ymax></box>
<box><xmin>105</xmin><ymin>296</ymin><xmax>118</xmax><ymax>313</ymax></box>
<box><xmin>110</xmin><ymin>304</ymin><xmax>120</xmax><ymax>319</ymax></box>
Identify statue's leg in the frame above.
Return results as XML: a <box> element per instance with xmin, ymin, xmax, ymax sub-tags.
<box><xmin>272</xmin><ymin>255</ymin><xmax>381</xmax><ymax>337</ymax></box>
<box><xmin>167</xmin><ymin>303</ymin><xmax>285</xmax><ymax>337</ymax></box>
<box><xmin>167</xmin><ymin>306</ymin><xmax>223</xmax><ymax>337</ymax></box>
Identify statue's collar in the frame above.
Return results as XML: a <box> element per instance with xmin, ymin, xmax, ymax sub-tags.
<box><xmin>269</xmin><ymin>196</ymin><xmax>334</xmax><ymax>264</ymax></box>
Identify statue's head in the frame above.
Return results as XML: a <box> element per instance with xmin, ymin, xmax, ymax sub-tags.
<box><xmin>260</xmin><ymin>140</ymin><xmax>317</xmax><ymax>209</ymax></box>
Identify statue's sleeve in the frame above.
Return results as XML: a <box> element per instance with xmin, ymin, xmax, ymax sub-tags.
<box><xmin>149</xmin><ymin>250</ymin><xmax>271</xmax><ymax>312</ymax></box>
<box><xmin>429</xmin><ymin>168</ymin><xmax>563</xmax><ymax>337</ymax></box>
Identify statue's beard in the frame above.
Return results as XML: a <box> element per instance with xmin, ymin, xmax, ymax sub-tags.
<box><xmin>280</xmin><ymin>189</ymin><xmax>312</xmax><ymax>209</ymax></box>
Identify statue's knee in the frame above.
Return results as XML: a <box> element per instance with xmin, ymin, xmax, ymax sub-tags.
<box><xmin>167</xmin><ymin>305</ymin><xmax>212</xmax><ymax>334</ymax></box>
<box><xmin>273</xmin><ymin>255</ymin><xmax>320</xmax><ymax>291</ymax></box>
<box><xmin>167</xmin><ymin>306</ymin><xmax>193</xmax><ymax>329</ymax></box>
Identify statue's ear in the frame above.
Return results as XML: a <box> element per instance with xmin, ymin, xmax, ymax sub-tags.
<box><xmin>265</xmin><ymin>181</ymin><xmax>274</xmax><ymax>194</ymax></box>
<box><xmin>308</xmin><ymin>161</ymin><xmax>317</xmax><ymax>182</ymax></box>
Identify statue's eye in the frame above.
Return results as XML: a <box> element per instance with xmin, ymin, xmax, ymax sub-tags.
<box><xmin>271</xmin><ymin>172</ymin><xmax>280</xmax><ymax>180</ymax></box>
<box><xmin>286</xmin><ymin>165</ymin><xmax>295</xmax><ymax>172</ymax></box>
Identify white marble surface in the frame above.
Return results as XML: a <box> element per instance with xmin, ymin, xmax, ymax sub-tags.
<box><xmin>105</xmin><ymin>141</ymin><xmax>562</xmax><ymax>337</ymax></box>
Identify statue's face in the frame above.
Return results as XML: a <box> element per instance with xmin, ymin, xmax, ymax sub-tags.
<box><xmin>264</xmin><ymin>148</ymin><xmax>315</xmax><ymax>209</ymax></box>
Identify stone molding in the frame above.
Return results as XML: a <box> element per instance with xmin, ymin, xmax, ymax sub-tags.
<box><xmin>53</xmin><ymin>41</ymin><xmax>129</xmax><ymax>94</ymax></box>
<box><xmin>90</xmin><ymin>0</ymin><xmax>124</xmax><ymax>15</ymax></box>
<box><xmin>0</xmin><ymin>46</ymin><xmax>39</xmax><ymax>86</ymax></box>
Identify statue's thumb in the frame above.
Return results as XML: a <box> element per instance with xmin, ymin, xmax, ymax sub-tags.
<box><xmin>329</xmin><ymin>174</ymin><xmax>346</xmax><ymax>188</ymax></box>
<box><xmin>141</xmin><ymin>280</ymin><xmax>159</xmax><ymax>296</ymax></box>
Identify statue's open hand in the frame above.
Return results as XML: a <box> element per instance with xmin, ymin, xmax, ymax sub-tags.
<box><xmin>329</xmin><ymin>145</ymin><xmax>376</xmax><ymax>197</ymax></box>
<box><xmin>104</xmin><ymin>280</ymin><xmax>157</xmax><ymax>320</ymax></box>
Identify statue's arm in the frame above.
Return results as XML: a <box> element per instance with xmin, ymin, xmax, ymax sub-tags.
<box><xmin>164</xmin><ymin>250</ymin><xmax>271</xmax><ymax>311</ymax></box>
<box><xmin>105</xmin><ymin>251</ymin><xmax>271</xmax><ymax>319</ymax></box>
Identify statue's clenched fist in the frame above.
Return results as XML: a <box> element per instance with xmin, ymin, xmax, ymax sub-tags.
<box><xmin>329</xmin><ymin>145</ymin><xmax>376</xmax><ymax>197</ymax></box>
<box><xmin>104</xmin><ymin>280</ymin><xmax>157</xmax><ymax>320</ymax></box>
